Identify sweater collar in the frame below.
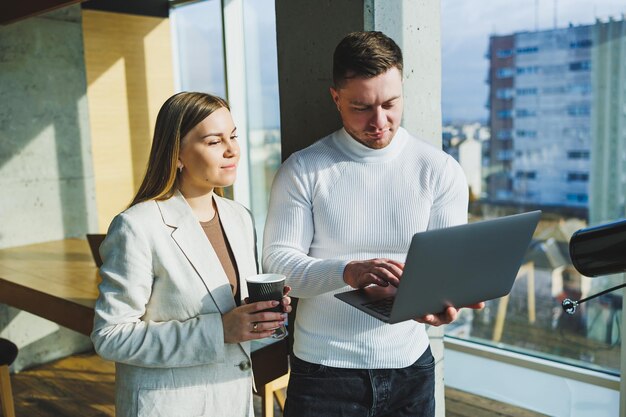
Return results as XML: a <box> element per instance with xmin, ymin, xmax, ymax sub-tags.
<box><xmin>333</xmin><ymin>127</ymin><xmax>407</xmax><ymax>163</ymax></box>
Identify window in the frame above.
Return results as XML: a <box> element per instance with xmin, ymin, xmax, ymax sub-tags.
<box><xmin>496</xmin><ymin>88</ymin><xmax>515</xmax><ymax>99</ymax></box>
<box><xmin>568</xmin><ymin>83</ymin><xmax>592</xmax><ymax>94</ymax></box>
<box><xmin>567</xmin><ymin>104</ymin><xmax>590</xmax><ymax>116</ymax></box>
<box><xmin>516</xmin><ymin>87</ymin><xmax>537</xmax><ymax>96</ymax></box>
<box><xmin>567</xmin><ymin>172</ymin><xmax>589</xmax><ymax>182</ymax></box>
<box><xmin>497</xmin><ymin>129</ymin><xmax>512</xmax><ymax>139</ymax></box>
<box><xmin>516</xmin><ymin>108</ymin><xmax>536</xmax><ymax>118</ymax></box>
<box><xmin>567</xmin><ymin>192</ymin><xmax>589</xmax><ymax>203</ymax></box>
<box><xmin>495</xmin><ymin>189</ymin><xmax>513</xmax><ymax>199</ymax></box>
<box><xmin>542</xmin><ymin>64</ymin><xmax>568</xmax><ymax>74</ymax></box>
<box><xmin>569</xmin><ymin>60</ymin><xmax>591</xmax><ymax>71</ymax></box>
<box><xmin>171</xmin><ymin>1</ymin><xmax>226</xmax><ymax>97</ymax></box>
<box><xmin>172</xmin><ymin>0</ymin><xmax>282</xmax><ymax>254</ymax></box>
<box><xmin>567</xmin><ymin>150</ymin><xmax>590</xmax><ymax>159</ymax></box>
<box><xmin>497</xmin><ymin>67</ymin><xmax>515</xmax><ymax>78</ymax></box>
<box><xmin>443</xmin><ymin>0</ymin><xmax>626</xmax><ymax>405</ymax></box>
<box><xmin>570</xmin><ymin>39</ymin><xmax>592</xmax><ymax>48</ymax></box>
<box><xmin>516</xmin><ymin>65</ymin><xmax>540</xmax><ymax>75</ymax></box>
<box><xmin>516</xmin><ymin>45</ymin><xmax>539</xmax><ymax>54</ymax></box>
<box><xmin>543</xmin><ymin>85</ymin><xmax>567</xmax><ymax>94</ymax></box>
<box><xmin>516</xmin><ymin>130</ymin><xmax>537</xmax><ymax>138</ymax></box>
<box><xmin>563</xmin><ymin>126</ymin><xmax>589</xmax><ymax>138</ymax></box>
<box><xmin>242</xmin><ymin>0</ymin><xmax>282</xmax><ymax>244</ymax></box>
<box><xmin>497</xmin><ymin>109</ymin><xmax>513</xmax><ymax>119</ymax></box>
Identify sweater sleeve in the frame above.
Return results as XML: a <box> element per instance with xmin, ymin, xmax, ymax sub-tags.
<box><xmin>428</xmin><ymin>155</ymin><xmax>469</xmax><ymax>230</ymax></box>
<box><xmin>262</xmin><ymin>155</ymin><xmax>348</xmax><ymax>298</ymax></box>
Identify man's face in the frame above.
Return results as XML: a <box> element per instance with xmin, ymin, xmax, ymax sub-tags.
<box><xmin>330</xmin><ymin>67</ymin><xmax>403</xmax><ymax>149</ymax></box>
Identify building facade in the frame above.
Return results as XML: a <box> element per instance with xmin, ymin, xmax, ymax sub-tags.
<box><xmin>486</xmin><ymin>23</ymin><xmax>610</xmax><ymax>215</ymax></box>
<box><xmin>590</xmin><ymin>18</ymin><xmax>626</xmax><ymax>225</ymax></box>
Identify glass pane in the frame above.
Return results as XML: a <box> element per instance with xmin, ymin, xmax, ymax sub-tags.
<box><xmin>442</xmin><ymin>1</ymin><xmax>626</xmax><ymax>375</ymax></box>
<box><xmin>243</xmin><ymin>0</ymin><xmax>281</xmax><ymax>250</ymax></box>
<box><xmin>171</xmin><ymin>0</ymin><xmax>226</xmax><ymax>98</ymax></box>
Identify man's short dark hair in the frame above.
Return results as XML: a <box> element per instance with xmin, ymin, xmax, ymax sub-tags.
<box><xmin>333</xmin><ymin>31</ymin><xmax>403</xmax><ymax>88</ymax></box>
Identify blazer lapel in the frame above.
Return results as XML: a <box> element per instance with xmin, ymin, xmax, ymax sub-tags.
<box><xmin>156</xmin><ymin>192</ymin><xmax>236</xmax><ymax>315</ymax></box>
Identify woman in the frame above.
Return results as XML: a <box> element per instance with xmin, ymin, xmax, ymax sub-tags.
<box><xmin>91</xmin><ymin>92</ymin><xmax>290</xmax><ymax>417</ymax></box>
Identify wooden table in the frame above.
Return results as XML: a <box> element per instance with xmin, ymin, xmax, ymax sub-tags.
<box><xmin>0</xmin><ymin>238</ymin><xmax>288</xmax><ymax>417</ymax></box>
<box><xmin>0</xmin><ymin>239</ymin><xmax>98</xmax><ymax>336</ymax></box>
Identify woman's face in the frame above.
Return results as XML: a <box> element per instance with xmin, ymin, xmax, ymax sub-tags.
<box><xmin>178</xmin><ymin>107</ymin><xmax>240</xmax><ymax>193</ymax></box>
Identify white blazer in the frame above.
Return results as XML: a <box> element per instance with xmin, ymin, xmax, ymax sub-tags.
<box><xmin>91</xmin><ymin>191</ymin><xmax>258</xmax><ymax>417</ymax></box>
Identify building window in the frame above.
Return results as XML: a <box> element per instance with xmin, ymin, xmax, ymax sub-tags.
<box><xmin>567</xmin><ymin>104</ymin><xmax>590</xmax><ymax>116</ymax></box>
<box><xmin>566</xmin><ymin>193</ymin><xmax>589</xmax><ymax>203</ymax></box>
<box><xmin>516</xmin><ymin>130</ymin><xmax>537</xmax><ymax>138</ymax></box>
<box><xmin>567</xmin><ymin>150</ymin><xmax>591</xmax><ymax>159</ymax></box>
<box><xmin>567</xmin><ymin>172</ymin><xmax>589</xmax><ymax>182</ymax></box>
<box><xmin>497</xmin><ymin>129</ymin><xmax>512</xmax><ymax>139</ymax></box>
<box><xmin>497</xmin><ymin>109</ymin><xmax>513</xmax><ymax>119</ymax></box>
<box><xmin>495</xmin><ymin>189</ymin><xmax>513</xmax><ymax>199</ymax></box>
<box><xmin>516</xmin><ymin>45</ymin><xmax>539</xmax><ymax>54</ymax></box>
<box><xmin>516</xmin><ymin>65</ymin><xmax>540</xmax><ymax>75</ymax></box>
<box><xmin>542</xmin><ymin>64</ymin><xmax>568</xmax><ymax>75</ymax></box>
<box><xmin>496</xmin><ymin>67</ymin><xmax>515</xmax><ymax>78</ymax></box>
<box><xmin>516</xmin><ymin>171</ymin><xmax>537</xmax><ymax>179</ymax></box>
<box><xmin>497</xmin><ymin>149</ymin><xmax>514</xmax><ymax>160</ymax></box>
<box><xmin>543</xmin><ymin>85</ymin><xmax>567</xmax><ymax>94</ymax></box>
<box><xmin>516</xmin><ymin>87</ymin><xmax>537</xmax><ymax>96</ymax></box>
<box><xmin>569</xmin><ymin>60</ymin><xmax>591</xmax><ymax>71</ymax></box>
<box><xmin>568</xmin><ymin>83</ymin><xmax>592</xmax><ymax>94</ymax></box>
<box><xmin>563</xmin><ymin>126</ymin><xmax>589</xmax><ymax>138</ymax></box>
<box><xmin>496</xmin><ymin>88</ymin><xmax>515</xmax><ymax>99</ymax></box>
<box><xmin>497</xmin><ymin>48</ymin><xmax>514</xmax><ymax>58</ymax></box>
<box><xmin>570</xmin><ymin>39</ymin><xmax>592</xmax><ymax>48</ymax></box>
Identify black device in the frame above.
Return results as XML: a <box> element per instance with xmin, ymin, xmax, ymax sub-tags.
<box><xmin>562</xmin><ymin>219</ymin><xmax>626</xmax><ymax>314</ymax></box>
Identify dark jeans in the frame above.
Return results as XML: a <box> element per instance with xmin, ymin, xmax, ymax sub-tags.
<box><xmin>284</xmin><ymin>346</ymin><xmax>435</xmax><ymax>417</ymax></box>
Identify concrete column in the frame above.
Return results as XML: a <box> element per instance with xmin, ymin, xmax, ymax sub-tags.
<box><xmin>275</xmin><ymin>1</ymin><xmax>445</xmax><ymax>415</ymax></box>
<box><xmin>366</xmin><ymin>3</ymin><xmax>445</xmax><ymax>416</ymax></box>
<box><xmin>365</xmin><ymin>0</ymin><xmax>443</xmax><ymax>146</ymax></box>
<box><xmin>275</xmin><ymin>0</ymin><xmax>362</xmax><ymax>160</ymax></box>
<box><xmin>0</xmin><ymin>5</ymin><xmax>95</xmax><ymax>371</ymax></box>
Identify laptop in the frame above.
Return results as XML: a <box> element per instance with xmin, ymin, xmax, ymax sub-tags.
<box><xmin>334</xmin><ymin>211</ymin><xmax>541</xmax><ymax>324</ymax></box>
<box><xmin>86</xmin><ymin>233</ymin><xmax>106</xmax><ymax>267</ymax></box>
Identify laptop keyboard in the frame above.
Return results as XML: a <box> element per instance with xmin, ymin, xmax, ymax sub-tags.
<box><xmin>363</xmin><ymin>296</ymin><xmax>394</xmax><ymax>317</ymax></box>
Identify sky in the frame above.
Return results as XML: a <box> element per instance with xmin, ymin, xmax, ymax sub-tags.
<box><xmin>441</xmin><ymin>0</ymin><xmax>626</xmax><ymax>123</ymax></box>
<box><xmin>175</xmin><ymin>0</ymin><xmax>625</xmax><ymax>127</ymax></box>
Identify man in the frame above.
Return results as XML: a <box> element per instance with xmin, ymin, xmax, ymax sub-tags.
<box><xmin>263</xmin><ymin>31</ymin><xmax>483</xmax><ymax>417</ymax></box>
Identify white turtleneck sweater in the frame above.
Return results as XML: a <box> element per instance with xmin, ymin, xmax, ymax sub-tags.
<box><xmin>262</xmin><ymin>127</ymin><xmax>468</xmax><ymax>369</ymax></box>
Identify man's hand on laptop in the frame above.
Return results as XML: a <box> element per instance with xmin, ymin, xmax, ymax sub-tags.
<box><xmin>415</xmin><ymin>302</ymin><xmax>486</xmax><ymax>326</ymax></box>
<box><xmin>343</xmin><ymin>258</ymin><xmax>404</xmax><ymax>289</ymax></box>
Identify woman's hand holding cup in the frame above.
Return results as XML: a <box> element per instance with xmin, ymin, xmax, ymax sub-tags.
<box><xmin>245</xmin><ymin>273</ymin><xmax>290</xmax><ymax>340</ymax></box>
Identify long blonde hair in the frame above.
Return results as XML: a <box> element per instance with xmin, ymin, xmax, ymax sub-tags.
<box><xmin>130</xmin><ymin>92</ymin><xmax>229</xmax><ymax>207</ymax></box>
